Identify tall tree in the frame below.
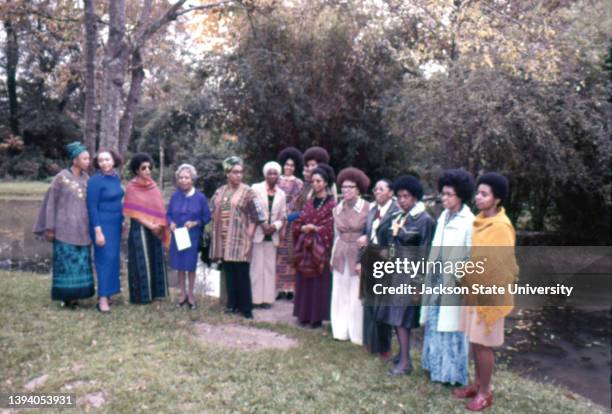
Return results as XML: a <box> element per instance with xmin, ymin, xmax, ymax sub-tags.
<box><xmin>4</xmin><ymin>14</ymin><xmax>19</xmax><ymax>135</ymax></box>
<box><xmin>98</xmin><ymin>0</ymin><xmax>236</xmax><ymax>153</ymax></box>
<box><xmin>83</xmin><ymin>0</ymin><xmax>97</xmax><ymax>153</ymax></box>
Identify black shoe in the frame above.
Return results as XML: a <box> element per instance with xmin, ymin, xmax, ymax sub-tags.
<box><xmin>261</xmin><ymin>303</ymin><xmax>272</xmax><ymax>309</ymax></box>
<box><xmin>309</xmin><ymin>321</ymin><xmax>322</xmax><ymax>329</ymax></box>
<box><xmin>243</xmin><ymin>312</ymin><xmax>253</xmax><ymax>319</ymax></box>
<box><xmin>188</xmin><ymin>301</ymin><xmax>197</xmax><ymax>310</ymax></box>
<box><xmin>96</xmin><ymin>303</ymin><xmax>110</xmax><ymax>314</ymax></box>
<box><xmin>285</xmin><ymin>292</ymin><xmax>294</xmax><ymax>301</ymax></box>
<box><xmin>176</xmin><ymin>298</ymin><xmax>188</xmax><ymax>308</ymax></box>
<box><xmin>276</xmin><ymin>292</ymin><xmax>286</xmax><ymax>300</ymax></box>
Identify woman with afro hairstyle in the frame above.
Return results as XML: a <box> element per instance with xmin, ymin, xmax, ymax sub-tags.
<box><xmin>377</xmin><ymin>175</ymin><xmax>435</xmax><ymax>376</ymax></box>
<box><xmin>421</xmin><ymin>168</ymin><xmax>475</xmax><ymax>387</ymax></box>
<box><xmin>292</xmin><ymin>163</ymin><xmax>336</xmax><ymax>328</ymax></box>
<box><xmin>453</xmin><ymin>172</ymin><xmax>518</xmax><ymax>411</ymax></box>
<box><xmin>330</xmin><ymin>167</ymin><xmax>370</xmax><ymax>344</ymax></box>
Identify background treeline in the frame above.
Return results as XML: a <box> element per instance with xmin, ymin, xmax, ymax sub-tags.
<box><xmin>0</xmin><ymin>0</ymin><xmax>610</xmax><ymax>241</ymax></box>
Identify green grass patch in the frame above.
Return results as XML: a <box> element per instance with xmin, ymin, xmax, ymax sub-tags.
<box><xmin>0</xmin><ymin>181</ymin><xmax>50</xmax><ymax>199</ymax></box>
<box><xmin>0</xmin><ymin>271</ymin><xmax>604</xmax><ymax>413</ymax></box>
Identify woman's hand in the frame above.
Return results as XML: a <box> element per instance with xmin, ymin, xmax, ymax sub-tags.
<box><xmin>169</xmin><ymin>222</ymin><xmax>176</xmax><ymax>232</ymax></box>
<box><xmin>355</xmin><ymin>263</ymin><xmax>362</xmax><ymax>276</ymax></box>
<box><xmin>301</xmin><ymin>224</ymin><xmax>315</xmax><ymax>234</ymax></box>
<box><xmin>356</xmin><ymin>235</ymin><xmax>368</xmax><ymax>248</ymax></box>
<box><xmin>95</xmin><ymin>227</ymin><xmax>106</xmax><ymax>247</ymax></box>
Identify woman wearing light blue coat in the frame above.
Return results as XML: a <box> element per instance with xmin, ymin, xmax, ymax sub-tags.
<box><xmin>421</xmin><ymin>169</ymin><xmax>475</xmax><ymax>386</ymax></box>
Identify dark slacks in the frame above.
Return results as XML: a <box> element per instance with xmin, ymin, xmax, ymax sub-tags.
<box><xmin>223</xmin><ymin>261</ymin><xmax>253</xmax><ymax>315</ymax></box>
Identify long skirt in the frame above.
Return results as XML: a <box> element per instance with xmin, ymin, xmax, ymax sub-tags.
<box><xmin>250</xmin><ymin>241</ymin><xmax>277</xmax><ymax>305</ymax></box>
<box><xmin>293</xmin><ymin>266</ymin><xmax>331</xmax><ymax>324</ymax></box>
<box><xmin>275</xmin><ymin>226</ymin><xmax>296</xmax><ymax>293</ymax></box>
<box><xmin>421</xmin><ymin>305</ymin><xmax>469</xmax><ymax>385</ymax></box>
<box><xmin>330</xmin><ymin>262</ymin><xmax>363</xmax><ymax>344</ymax></box>
<box><xmin>92</xmin><ymin>211</ymin><xmax>122</xmax><ymax>297</ymax></box>
<box><xmin>127</xmin><ymin>220</ymin><xmax>168</xmax><ymax>304</ymax></box>
<box><xmin>223</xmin><ymin>261</ymin><xmax>252</xmax><ymax>315</ymax></box>
<box><xmin>363</xmin><ymin>304</ymin><xmax>392</xmax><ymax>354</ymax></box>
<box><xmin>51</xmin><ymin>240</ymin><xmax>95</xmax><ymax>301</ymax></box>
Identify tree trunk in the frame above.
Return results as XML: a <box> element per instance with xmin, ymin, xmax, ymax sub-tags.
<box><xmin>4</xmin><ymin>17</ymin><xmax>19</xmax><ymax>136</ymax></box>
<box><xmin>83</xmin><ymin>0</ymin><xmax>98</xmax><ymax>154</ymax></box>
<box><xmin>99</xmin><ymin>0</ymin><xmax>128</xmax><ymax>151</ymax></box>
<box><xmin>118</xmin><ymin>49</ymin><xmax>145</xmax><ymax>154</ymax></box>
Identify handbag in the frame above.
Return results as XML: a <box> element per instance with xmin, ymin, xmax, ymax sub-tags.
<box><xmin>292</xmin><ymin>232</ymin><xmax>327</xmax><ymax>277</ymax></box>
<box><xmin>199</xmin><ymin>231</ymin><xmax>212</xmax><ymax>265</ymax></box>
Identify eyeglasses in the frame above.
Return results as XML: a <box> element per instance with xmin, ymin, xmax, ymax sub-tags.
<box><xmin>140</xmin><ymin>165</ymin><xmax>152</xmax><ymax>171</ymax></box>
<box><xmin>441</xmin><ymin>191</ymin><xmax>456</xmax><ymax>198</ymax></box>
<box><xmin>341</xmin><ymin>185</ymin><xmax>357</xmax><ymax>191</ymax></box>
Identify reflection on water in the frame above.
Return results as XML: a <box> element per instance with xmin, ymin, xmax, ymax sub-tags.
<box><xmin>0</xmin><ymin>198</ymin><xmax>51</xmax><ymax>272</ymax></box>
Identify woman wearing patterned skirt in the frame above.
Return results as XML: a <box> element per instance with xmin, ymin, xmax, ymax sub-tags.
<box><xmin>275</xmin><ymin>147</ymin><xmax>304</xmax><ymax>299</ymax></box>
<box><xmin>123</xmin><ymin>153</ymin><xmax>170</xmax><ymax>304</ymax></box>
<box><xmin>420</xmin><ymin>169</ymin><xmax>475</xmax><ymax>386</ymax></box>
<box><xmin>33</xmin><ymin>141</ymin><xmax>95</xmax><ymax>308</ymax></box>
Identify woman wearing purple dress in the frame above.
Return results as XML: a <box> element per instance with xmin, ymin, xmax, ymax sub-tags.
<box><xmin>167</xmin><ymin>164</ymin><xmax>212</xmax><ymax>309</ymax></box>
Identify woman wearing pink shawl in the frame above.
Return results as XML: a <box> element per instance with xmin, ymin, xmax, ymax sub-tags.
<box><xmin>123</xmin><ymin>153</ymin><xmax>169</xmax><ymax>304</ymax></box>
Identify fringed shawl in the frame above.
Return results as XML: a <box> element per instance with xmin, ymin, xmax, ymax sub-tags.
<box><xmin>123</xmin><ymin>178</ymin><xmax>170</xmax><ymax>247</ymax></box>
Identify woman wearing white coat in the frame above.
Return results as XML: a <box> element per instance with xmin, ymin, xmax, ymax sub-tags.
<box><xmin>250</xmin><ymin>162</ymin><xmax>287</xmax><ymax>307</ymax></box>
<box><xmin>421</xmin><ymin>169</ymin><xmax>475</xmax><ymax>386</ymax></box>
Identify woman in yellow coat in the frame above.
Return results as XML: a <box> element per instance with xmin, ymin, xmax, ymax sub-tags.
<box><xmin>454</xmin><ymin>172</ymin><xmax>519</xmax><ymax>411</ymax></box>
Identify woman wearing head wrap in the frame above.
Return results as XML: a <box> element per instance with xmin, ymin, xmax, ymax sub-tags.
<box><xmin>377</xmin><ymin>175</ymin><xmax>435</xmax><ymax>376</ymax></box>
<box><xmin>250</xmin><ymin>161</ymin><xmax>287</xmax><ymax>307</ymax></box>
<box><xmin>210</xmin><ymin>156</ymin><xmax>265</xmax><ymax>319</ymax></box>
<box><xmin>87</xmin><ymin>148</ymin><xmax>125</xmax><ymax>312</ymax></box>
<box><xmin>453</xmin><ymin>172</ymin><xmax>518</xmax><ymax>411</ymax></box>
<box><xmin>167</xmin><ymin>163</ymin><xmax>212</xmax><ymax>310</ymax></box>
<box><xmin>420</xmin><ymin>168</ymin><xmax>475</xmax><ymax>386</ymax></box>
<box><xmin>330</xmin><ymin>167</ymin><xmax>370</xmax><ymax>344</ymax></box>
<box><xmin>33</xmin><ymin>141</ymin><xmax>95</xmax><ymax>309</ymax></box>
<box><xmin>275</xmin><ymin>147</ymin><xmax>304</xmax><ymax>299</ymax></box>
<box><xmin>292</xmin><ymin>163</ymin><xmax>336</xmax><ymax>328</ymax></box>
<box><xmin>123</xmin><ymin>153</ymin><xmax>170</xmax><ymax>304</ymax></box>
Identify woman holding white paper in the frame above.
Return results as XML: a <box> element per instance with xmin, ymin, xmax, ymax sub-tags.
<box><xmin>167</xmin><ymin>164</ymin><xmax>212</xmax><ymax>309</ymax></box>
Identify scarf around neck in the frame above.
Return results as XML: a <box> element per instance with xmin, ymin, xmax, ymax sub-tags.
<box><xmin>123</xmin><ymin>177</ymin><xmax>170</xmax><ymax>246</ymax></box>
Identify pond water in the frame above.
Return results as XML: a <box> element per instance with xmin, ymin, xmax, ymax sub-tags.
<box><xmin>0</xmin><ymin>198</ymin><xmax>51</xmax><ymax>272</ymax></box>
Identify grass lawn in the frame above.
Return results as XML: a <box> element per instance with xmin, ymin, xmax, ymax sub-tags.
<box><xmin>0</xmin><ymin>271</ymin><xmax>604</xmax><ymax>413</ymax></box>
<box><xmin>0</xmin><ymin>181</ymin><xmax>50</xmax><ymax>200</ymax></box>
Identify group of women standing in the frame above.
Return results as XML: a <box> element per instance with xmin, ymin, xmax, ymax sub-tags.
<box><xmin>267</xmin><ymin>146</ymin><xmax>518</xmax><ymax>412</ymax></box>
<box><xmin>34</xmin><ymin>142</ymin><xmax>197</xmax><ymax>313</ymax></box>
<box><xmin>34</xmin><ymin>141</ymin><xmax>518</xmax><ymax>411</ymax></box>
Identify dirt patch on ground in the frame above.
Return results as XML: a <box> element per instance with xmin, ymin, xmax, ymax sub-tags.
<box><xmin>193</xmin><ymin>322</ymin><xmax>298</xmax><ymax>351</ymax></box>
<box><xmin>252</xmin><ymin>300</ymin><xmax>298</xmax><ymax>325</ymax></box>
<box><xmin>77</xmin><ymin>390</ymin><xmax>109</xmax><ymax>409</ymax></box>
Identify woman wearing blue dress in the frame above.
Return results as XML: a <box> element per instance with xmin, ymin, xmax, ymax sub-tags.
<box><xmin>420</xmin><ymin>169</ymin><xmax>475</xmax><ymax>386</ymax></box>
<box><xmin>87</xmin><ymin>149</ymin><xmax>124</xmax><ymax>313</ymax></box>
<box><xmin>167</xmin><ymin>164</ymin><xmax>211</xmax><ymax>310</ymax></box>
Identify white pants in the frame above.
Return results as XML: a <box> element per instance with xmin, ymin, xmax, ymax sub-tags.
<box><xmin>331</xmin><ymin>261</ymin><xmax>363</xmax><ymax>345</ymax></box>
<box><xmin>250</xmin><ymin>241</ymin><xmax>277</xmax><ymax>305</ymax></box>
